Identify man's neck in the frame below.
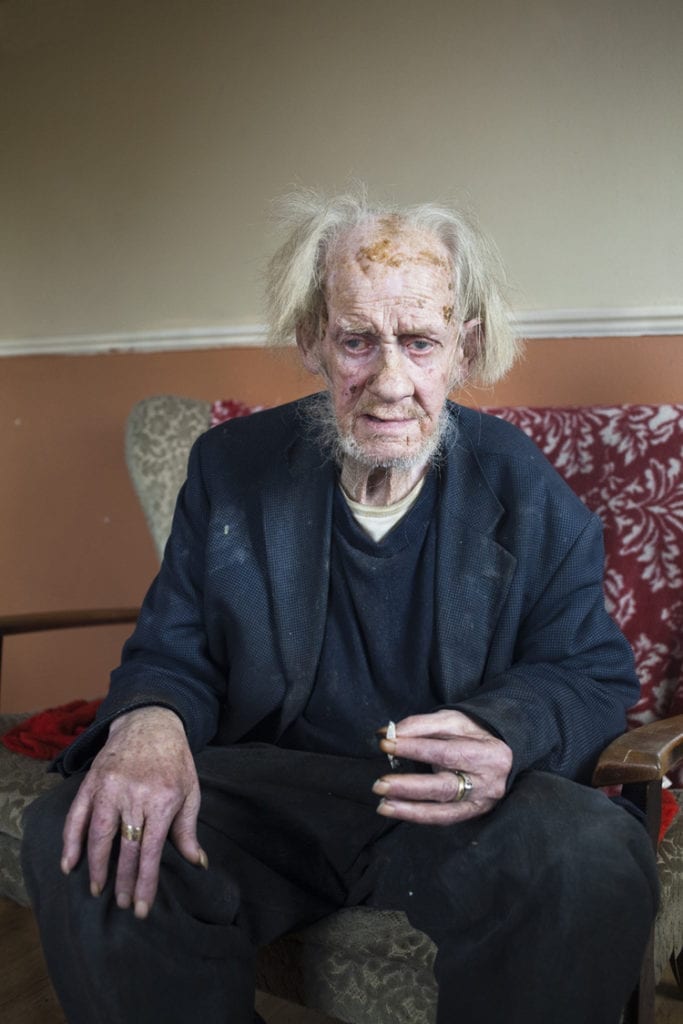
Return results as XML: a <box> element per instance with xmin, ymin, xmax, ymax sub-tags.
<box><xmin>339</xmin><ymin>459</ymin><xmax>429</xmax><ymax>507</ymax></box>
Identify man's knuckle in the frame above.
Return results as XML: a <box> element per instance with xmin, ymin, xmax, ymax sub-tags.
<box><xmin>441</xmin><ymin>749</ymin><xmax>462</xmax><ymax>771</ymax></box>
<box><xmin>88</xmin><ymin>808</ymin><xmax>115</xmax><ymax>835</ymax></box>
<box><xmin>429</xmin><ymin>776</ymin><xmax>451</xmax><ymax>802</ymax></box>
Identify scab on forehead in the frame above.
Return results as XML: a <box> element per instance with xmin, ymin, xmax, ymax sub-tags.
<box><xmin>354</xmin><ymin>237</ymin><xmax>451</xmax><ymax>274</ymax></box>
<box><xmin>356</xmin><ymin>237</ymin><xmax>405</xmax><ymax>268</ymax></box>
<box><xmin>324</xmin><ymin>220</ymin><xmax>456</xmax><ymax>298</ymax></box>
<box><xmin>352</xmin><ymin>218</ymin><xmax>454</xmax><ymax>272</ymax></box>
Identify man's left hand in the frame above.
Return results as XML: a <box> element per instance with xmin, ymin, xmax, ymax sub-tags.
<box><xmin>374</xmin><ymin>709</ymin><xmax>513</xmax><ymax>824</ymax></box>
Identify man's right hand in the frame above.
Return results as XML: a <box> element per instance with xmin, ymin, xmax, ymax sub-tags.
<box><xmin>60</xmin><ymin>705</ymin><xmax>207</xmax><ymax>919</ymax></box>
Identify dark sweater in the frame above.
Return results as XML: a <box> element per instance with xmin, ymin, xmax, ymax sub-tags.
<box><xmin>280</xmin><ymin>472</ymin><xmax>440</xmax><ymax>758</ymax></box>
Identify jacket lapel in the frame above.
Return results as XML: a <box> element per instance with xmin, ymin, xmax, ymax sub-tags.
<box><xmin>259</xmin><ymin>431</ymin><xmax>335</xmax><ymax>733</ymax></box>
<box><xmin>433</xmin><ymin>426</ymin><xmax>517</xmax><ymax>703</ymax></box>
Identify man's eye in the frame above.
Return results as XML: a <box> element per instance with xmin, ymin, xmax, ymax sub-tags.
<box><xmin>407</xmin><ymin>338</ymin><xmax>434</xmax><ymax>353</ymax></box>
<box><xmin>343</xmin><ymin>337</ymin><xmax>370</xmax><ymax>353</ymax></box>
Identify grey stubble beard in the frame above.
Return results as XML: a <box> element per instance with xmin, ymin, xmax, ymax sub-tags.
<box><xmin>300</xmin><ymin>390</ymin><xmax>456</xmax><ymax>473</ymax></box>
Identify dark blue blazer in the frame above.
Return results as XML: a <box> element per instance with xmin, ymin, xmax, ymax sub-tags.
<box><xmin>60</xmin><ymin>398</ymin><xmax>638</xmax><ymax>783</ymax></box>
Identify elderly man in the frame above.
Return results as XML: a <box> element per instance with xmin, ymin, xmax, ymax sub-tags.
<box><xmin>23</xmin><ymin>190</ymin><xmax>657</xmax><ymax>1024</ymax></box>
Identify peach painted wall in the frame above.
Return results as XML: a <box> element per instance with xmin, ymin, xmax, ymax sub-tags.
<box><xmin>2</xmin><ymin>336</ymin><xmax>682</xmax><ymax>712</ymax></box>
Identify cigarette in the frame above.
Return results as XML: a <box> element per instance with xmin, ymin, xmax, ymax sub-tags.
<box><xmin>386</xmin><ymin>720</ymin><xmax>400</xmax><ymax>770</ymax></box>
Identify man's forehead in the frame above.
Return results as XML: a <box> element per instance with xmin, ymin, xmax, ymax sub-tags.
<box><xmin>320</xmin><ymin>223</ymin><xmax>457</xmax><ymax>336</ymax></box>
<box><xmin>326</xmin><ymin>219</ymin><xmax>452</xmax><ymax>276</ymax></box>
<box><xmin>333</xmin><ymin>310</ymin><xmax>441</xmax><ymax>330</ymax></box>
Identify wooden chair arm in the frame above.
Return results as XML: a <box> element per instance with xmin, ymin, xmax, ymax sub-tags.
<box><xmin>592</xmin><ymin>715</ymin><xmax>683</xmax><ymax>787</ymax></box>
<box><xmin>0</xmin><ymin>608</ymin><xmax>139</xmax><ymax>637</ymax></box>
<box><xmin>0</xmin><ymin>607</ymin><xmax>139</xmax><ymax>683</ymax></box>
<box><xmin>0</xmin><ymin>608</ymin><xmax>140</xmax><ymax>707</ymax></box>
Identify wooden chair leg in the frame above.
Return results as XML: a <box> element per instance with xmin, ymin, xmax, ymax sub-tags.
<box><xmin>621</xmin><ymin>927</ymin><xmax>656</xmax><ymax>1024</ymax></box>
<box><xmin>617</xmin><ymin>781</ymin><xmax>662</xmax><ymax>1024</ymax></box>
<box><xmin>672</xmin><ymin>948</ymin><xmax>683</xmax><ymax>992</ymax></box>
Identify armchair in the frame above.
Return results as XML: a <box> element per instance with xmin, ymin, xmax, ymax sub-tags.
<box><xmin>1</xmin><ymin>395</ymin><xmax>682</xmax><ymax>1024</ymax></box>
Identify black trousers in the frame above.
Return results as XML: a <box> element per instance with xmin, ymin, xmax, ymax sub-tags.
<box><xmin>22</xmin><ymin>745</ymin><xmax>659</xmax><ymax>1024</ymax></box>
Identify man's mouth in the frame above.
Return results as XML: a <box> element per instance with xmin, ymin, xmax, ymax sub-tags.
<box><xmin>366</xmin><ymin>414</ymin><xmax>409</xmax><ymax>422</ymax></box>
<box><xmin>362</xmin><ymin>407</ymin><xmax>422</xmax><ymax>422</ymax></box>
<box><xmin>363</xmin><ymin>414</ymin><xmax>415</xmax><ymax>428</ymax></box>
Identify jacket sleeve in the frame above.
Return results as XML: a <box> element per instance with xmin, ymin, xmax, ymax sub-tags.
<box><xmin>56</xmin><ymin>437</ymin><xmax>225</xmax><ymax>775</ymax></box>
<box><xmin>455</xmin><ymin>514</ymin><xmax>639</xmax><ymax>784</ymax></box>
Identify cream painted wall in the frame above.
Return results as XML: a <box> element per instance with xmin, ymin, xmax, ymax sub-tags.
<box><xmin>1</xmin><ymin>0</ymin><xmax>682</xmax><ymax>343</ymax></box>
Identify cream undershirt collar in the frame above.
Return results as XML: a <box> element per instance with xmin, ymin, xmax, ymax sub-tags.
<box><xmin>339</xmin><ymin>477</ymin><xmax>426</xmax><ymax>542</ymax></box>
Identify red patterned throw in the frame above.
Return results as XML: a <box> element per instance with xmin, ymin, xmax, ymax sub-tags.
<box><xmin>660</xmin><ymin>788</ymin><xmax>680</xmax><ymax>844</ymax></box>
<box><xmin>2</xmin><ymin>699</ymin><xmax>103</xmax><ymax>760</ymax></box>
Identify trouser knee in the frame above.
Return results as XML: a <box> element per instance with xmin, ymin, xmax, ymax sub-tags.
<box><xmin>510</xmin><ymin>771</ymin><xmax>659</xmax><ymax>908</ymax></box>
<box><xmin>373</xmin><ymin>770</ymin><xmax>658</xmax><ymax>945</ymax></box>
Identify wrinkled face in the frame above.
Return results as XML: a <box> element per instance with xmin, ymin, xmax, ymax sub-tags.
<box><xmin>299</xmin><ymin>220</ymin><xmax>468</xmax><ymax>469</ymax></box>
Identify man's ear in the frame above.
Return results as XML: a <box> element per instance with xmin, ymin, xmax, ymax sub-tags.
<box><xmin>459</xmin><ymin>318</ymin><xmax>483</xmax><ymax>374</ymax></box>
<box><xmin>296</xmin><ymin>323</ymin><xmax>322</xmax><ymax>375</ymax></box>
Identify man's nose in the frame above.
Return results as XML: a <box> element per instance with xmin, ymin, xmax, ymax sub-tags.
<box><xmin>367</xmin><ymin>347</ymin><xmax>414</xmax><ymax>401</ymax></box>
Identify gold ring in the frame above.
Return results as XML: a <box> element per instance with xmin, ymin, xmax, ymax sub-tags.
<box><xmin>453</xmin><ymin>771</ymin><xmax>474</xmax><ymax>803</ymax></box>
<box><xmin>120</xmin><ymin>822</ymin><xmax>144</xmax><ymax>843</ymax></box>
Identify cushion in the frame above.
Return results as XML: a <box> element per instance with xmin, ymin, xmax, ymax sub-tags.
<box><xmin>0</xmin><ymin>714</ymin><xmax>60</xmax><ymax>905</ymax></box>
<box><xmin>126</xmin><ymin>395</ymin><xmax>213</xmax><ymax>559</ymax></box>
<box><xmin>256</xmin><ymin>906</ymin><xmax>438</xmax><ymax>1024</ymax></box>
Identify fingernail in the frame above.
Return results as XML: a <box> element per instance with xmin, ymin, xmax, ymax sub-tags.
<box><xmin>134</xmin><ymin>900</ymin><xmax>149</xmax><ymax>919</ymax></box>
<box><xmin>379</xmin><ymin>738</ymin><xmax>396</xmax><ymax>754</ymax></box>
<box><xmin>90</xmin><ymin>881</ymin><xmax>101</xmax><ymax>898</ymax></box>
<box><xmin>377</xmin><ymin>799</ymin><xmax>395</xmax><ymax>816</ymax></box>
<box><xmin>116</xmin><ymin>892</ymin><xmax>131</xmax><ymax>910</ymax></box>
<box><xmin>375</xmin><ymin>726</ymin><xmax>388</xmax><ymax>737</ymax></box>
<box><xmin>372</xmin><ymin>778</ymin><xmax>390</xmax><ymax>795</ymax></box>
<box><xmin>60</xmin><ymin>857</ymin><xmax>71</xmax><ymax>876</ymax></box>
<box><xmin>197</xmin><ymin>848</ymin><xmax>209</xmax><ymax>870</ymax></box>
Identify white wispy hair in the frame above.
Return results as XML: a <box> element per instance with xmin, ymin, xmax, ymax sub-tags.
<box><xmin>265</xmin><ymin>185</ymin><xmax>519</xmax><ymax>386</ymax></box>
